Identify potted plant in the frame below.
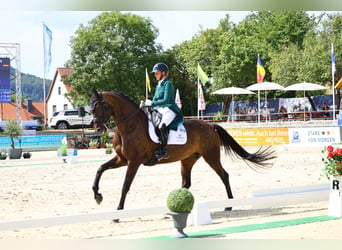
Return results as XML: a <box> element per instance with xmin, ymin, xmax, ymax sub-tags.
<box><xmin>105</xmin><ymin>143</ymin><xmax>113</xmax><ymax>154</ymax></box>
<box><xmin>166</xmin><ymin>188</ymin><xmax>195</xmax><ymax>238</ymax></box>
<box><xmin>88</xmin><ymin>139</ymin><xmax>99</xmax><ymax>149</ymax></box>
<box><xmin>58</xmin><ymin>143</ymin><xmax>68</xmax><ymax>163</ymax></box>
<box><xmin>321</xmin><ymin>145</ymin><xmax>342</xmax><ymax>179</ymax></box>
<box><xmin>0</xmin><ymin>151</ymin><xmax>7</xmax><ymax>160</ymax></box>
<box><xmin>2</xmin><ymin>120</ymin><xmax>23</xmax><ymax>159</ymax></box>
<box><xmin>22</xmin><ymin>151</ymin><xmax>32</xmax><ymax>159</ymax></box>
<box><xmin>99</xmin><ymin>131</ymin><xmax>110</xmax><ymax>148</ymax></box>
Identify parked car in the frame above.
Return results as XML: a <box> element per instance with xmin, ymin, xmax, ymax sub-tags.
<box><xmin>0</xmin><ymin>120</ymin><xmax>42</xmax><ymax>132</ymax></box>
<box><xmin>49</xmin><ymin>109</ymin><xmax>93</xmax><ymax>130</ymax></box>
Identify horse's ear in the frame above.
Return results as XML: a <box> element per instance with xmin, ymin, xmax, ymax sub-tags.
<box><xmin>92</xmin><ymin>88</ymin><xmax>102</xmax><ymax>98</ymax></box>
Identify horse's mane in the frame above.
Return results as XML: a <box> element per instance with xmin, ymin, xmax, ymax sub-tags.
<box><xmin>91</xmin><ymin>90</ymin><xmax>139</xmax><ymax>110</ymax></box>
<box><xmin>109</xmin><ymin>90</ymin><xmax>139</xmax><ymax>108</ymax></box>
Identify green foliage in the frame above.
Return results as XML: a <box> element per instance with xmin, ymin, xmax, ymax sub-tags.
<box><xmin>59</xmin><ymin>144</ymin><xmax>68</xmax><ymax>156</ymax></box>
<box><xmin>167</xmin><ymin>188</ymin><xmax>195</xmax><ymax>213</ymax></box>
<box><xmin>65</xmin><ymin>11</ymin><xmax>160</xmax><ymax>105</ymax></box>
<box><xmin>2</xmin><ymin>120</ymin><xmax>23</xmax><ymax>149</ymax></box>
<box><xmin>89</xmin><ymin>139</ymin><xmax>99</xmax><ymax>146</ymax></box>
<box><xmin>100</xmin><ymin>131</ymin><xmax>110</xmax><ymax>144</ymax></box>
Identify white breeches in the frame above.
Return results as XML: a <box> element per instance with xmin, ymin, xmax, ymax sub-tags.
<box><xmin>156</xmin><ymin>107</ymin><xmax>176</xmax><ymax>128</ymax></box>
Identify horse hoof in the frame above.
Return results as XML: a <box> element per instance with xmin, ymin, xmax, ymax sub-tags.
<box><xmin>224</xmin><ymin>207</ymin><xmax>232</xmax><ymax>211</ymax></box>
<box><xmin>95</xmin><ymin>193</ymin><xmax>103</xmax><ymax>205</ymax></box>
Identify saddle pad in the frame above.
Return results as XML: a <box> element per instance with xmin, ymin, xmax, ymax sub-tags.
<box><xmin>148</xmin><ymin>121</ymin><xmax>187</xmax><ymax>145</ymax></box>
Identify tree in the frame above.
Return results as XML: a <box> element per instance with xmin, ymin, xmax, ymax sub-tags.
<box><xmin>64</xmin><ymin>12</ymin><xmax>160</xmax><ymax>105</ymax></box>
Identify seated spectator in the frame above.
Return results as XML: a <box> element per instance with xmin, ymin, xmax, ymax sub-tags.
<box><xmin>322</xmin><ymin>102</ymin><xmax>330</xmax><ymax>117</ymax></box>
<box><xmin>247</xmin><ymin>107</ymin><xmax>256</xmax><ymax>121</ymax></box>
<box><xmin>278</xmin><ymin>105</ymin><xmax>288</xmax><ymax>118</ymax></box>
<box><xmin>262</xmin><ymin>106</ymin><xmax>270</xmax><ymax>120</ymax></box>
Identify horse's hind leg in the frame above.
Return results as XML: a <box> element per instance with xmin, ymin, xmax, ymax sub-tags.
<box><xmin>92</xmin><ymin>155</ymin><xmax>126</xmax><ymax>204</ymax></box>
<box><xmin>202</xmin><ymin>152</ymin><xmax>234</xmax><ymax>211</ymax></box>
<box><xmin>180</xmin><ymin>155</ymin><xmax>200</xmax><ymax>188</ymax></box>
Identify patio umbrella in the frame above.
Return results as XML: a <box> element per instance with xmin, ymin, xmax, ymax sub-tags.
<box><xmin>212</xmin><ymin>87</ymin><xmax>254</xmax><ymax>121</ymax></box>
<box><xmin>284</xmin><ymin>82</ymin><xmax>327</xmax><ymax>92</ymax></box>
<box><xmin>284</xmin><ymin>82</ymin><xmax>327</xmax><ymax>121</ymax></box>
<box><xmin>246</xmin><ymin>81</ymin><xmax>285</xmax><ymax>91</ymax></box>
<box><xmin>212</xmin><ymin>86</ymin><xmax>255</xmax><ymax>95</ymax></box>
<box><xmin>247</xmin><ymin>82</ymin><xmax>284</xmax><ymax>122</ymax></box>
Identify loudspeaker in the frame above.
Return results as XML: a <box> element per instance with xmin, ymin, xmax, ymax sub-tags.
<box><xmin>78</xmin><ymin>107</ymin><xmax>85</xmax><ymax>117</ymax></box>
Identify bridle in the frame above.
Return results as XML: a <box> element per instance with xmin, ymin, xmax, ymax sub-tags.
<box><xmin>92</xmin><ymin>94</ymin><xmax>140</xmax><ymax>128</ymax></box>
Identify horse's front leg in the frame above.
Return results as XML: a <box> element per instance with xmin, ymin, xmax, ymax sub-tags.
<box><xmin>117</xmin><ymin>161</ymin><xmax>141</xmax><ymax>210</ymax></box>
<box><xmin>92</xmin><ymin>155</ymin><xmax>126</xmax><ymax>204</ymax></box>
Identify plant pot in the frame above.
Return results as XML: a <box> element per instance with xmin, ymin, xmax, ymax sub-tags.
<box><xmin>7</xmin><ymin>148</ymin><xmax>22</xmax><ymax>159</ymax></box>
<box><xmin>167</xmin><ymin>212</ymin><xmax>189</xmax><ymax>238</ymax></box>
<box><xmin>336</xmin><ymin>163</ymin><xmax>342</xmax><ymax>175</ymax></box>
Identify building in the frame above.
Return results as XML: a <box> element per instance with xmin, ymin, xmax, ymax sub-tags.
<box><xmin>0</xmin><ymin>100</ymin><xmax>44</xmax><ymax>122</ymax></box>
<box><xmin>46</xmin><ymin>67</ymin><xmax>74</xmax><ymax>122</ymax></box>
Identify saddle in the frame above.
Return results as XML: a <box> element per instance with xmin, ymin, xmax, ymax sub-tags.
<box><xmin>145</xmin><ymin>108</ymin><xmax>187</xmax><ymax>145</ymax></box>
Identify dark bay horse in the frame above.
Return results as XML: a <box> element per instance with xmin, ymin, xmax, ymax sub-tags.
<box><xmin>90</xmin><ymin>90</ymin><xmax>276</xmax><ymax>212</ymax></box>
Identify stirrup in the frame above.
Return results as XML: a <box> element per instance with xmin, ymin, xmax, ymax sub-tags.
<box><xmin>157</xmin><ymin>148</ymin><xmax>169</xmax><ymax>160</ymax></box>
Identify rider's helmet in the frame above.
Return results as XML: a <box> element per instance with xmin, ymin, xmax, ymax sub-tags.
<box><xmin>151</xmin><ymin>63</ymin><xmax>168</xmax><ymax>73</ymax></box>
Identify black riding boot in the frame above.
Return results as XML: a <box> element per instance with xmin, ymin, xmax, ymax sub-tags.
<box><xmin>157</xmin><ymin>124</ymin><xmax>169</xmax><ymax>160</ymax></box>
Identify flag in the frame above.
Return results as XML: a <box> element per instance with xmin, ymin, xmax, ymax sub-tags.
<box><xmin>43</xmin><ymin>24</ymin><xmax>52</xmax><ymax>74</ymax></box>
<box><xmin>175</xmin><ymin>88</ymin><xmax>182</xmax><ymax>109</ymax></box>
<box><xmin>198</xmin><ymin>84</ymin><xmax>206</xmax><ymax>110</ymax></box>
<box><xmin>146</xmin><ymin>68</ymin><xmax>151</xmax><ymax>93</ymax></box>
<box><xmin>197</xmin><ymin>63</ymin><xmax>209</xmax><ymax>86</ymax></box>
<box><xmin>332</xmin><ymin>43</ymin><xmax>336</xmax><ymax>74</ymax></box>
<box><xmin>257</xmin><ymin>54</ymin><xmax>266</xmax><ymax>83</ymax></box>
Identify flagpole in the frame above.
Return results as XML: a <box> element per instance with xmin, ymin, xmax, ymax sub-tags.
<box><xmin>197</xmin><ymin>77</ymin><xmax>200</xmax><ymax>119</ymax></box>
<box><xmin>42</xmin><ymin>22</ymin><xmax>47</xmax><ymax>129</ymax></box>
<box><xmin>145</xmin><ymin>68</ymin><xmax>148</xmax><ymax>99</ymax></box>
<box><xmin>332</xmin><ymin>43</ymin><xmax>336</xmax><ymax>121</ymax></box>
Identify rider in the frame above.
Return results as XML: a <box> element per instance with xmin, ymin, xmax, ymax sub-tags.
<box><xmin>145</xmin><ymin>63</ymin><xmax>184</xmax><ymax>160</ymax></box>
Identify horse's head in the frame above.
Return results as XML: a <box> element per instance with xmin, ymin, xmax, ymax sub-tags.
<box><xmin>90</xmin><ymin>89</ymin><xmax>111</xmax><ymax>133</ymax></box>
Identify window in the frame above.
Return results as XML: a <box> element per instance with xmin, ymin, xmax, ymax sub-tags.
<box><xmin>63</xmin><ymin>104</ymin><xmax>68</xmax><ymax>110</ymax></box>
<box><xmin>58</xmin><ymin>87</ymin><xmax>61</xmax><ymax>95</ymax></box>
<box><xmin>52</xmin><ymin>105</ymin><xmax>56</xmax><ymax>112</ymax></box>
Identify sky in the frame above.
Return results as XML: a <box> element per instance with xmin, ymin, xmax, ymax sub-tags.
<box><xmin>0</xmin><ymin>11</ymin><xmax>250</xmax><ymax>80</ymax></box>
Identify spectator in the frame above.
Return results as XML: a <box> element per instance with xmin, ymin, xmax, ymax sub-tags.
<box><xmin>279</xmin><ymin>105</ymin><xmax>288</xmax><ymax>119</ymax></box>
<box><xmin>262</xmin><ymin>106</ymin><xmax>270</xmax><ymax>120</ymax></box>
<box><xmin>322</xmin><ymin>102</ymin><xmax>330</xmax><ymax>117</ymax></box>
<box><xmin>247</xmin><ymin>107</ymin><xmax>256</xmax><ymax>121</ymax></box>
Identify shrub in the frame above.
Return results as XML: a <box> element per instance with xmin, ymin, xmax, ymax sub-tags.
<box><xmin>167</xmin><ymin>188</ymin><xmax>195</xmax><ymax>213</ymax></box>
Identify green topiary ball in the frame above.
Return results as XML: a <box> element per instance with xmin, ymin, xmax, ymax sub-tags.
<box><xmin>167</xmin><ymin>188</ymin><xmax>195</xmax><ymax>213</ymax></box>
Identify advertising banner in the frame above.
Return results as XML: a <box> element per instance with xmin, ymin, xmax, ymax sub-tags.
<box><xmin>288</xmin><ymin>127</ymin><xmax>340</xmax><ymax>146</ymax></box>
<box><xmin>227</xmin><ymin>128</ymin><xmax>289</xmax><ymax>146</ymax></box>
<box><xmin>0</xmin><ymin>57</ymin><xmax>11</xmax><ymax>103</ymax></box>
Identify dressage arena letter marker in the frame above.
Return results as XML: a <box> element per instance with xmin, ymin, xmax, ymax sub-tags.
<box><xmin>332</xmin><ymin>180</ymin><xmax>340</xmax><ymax>191</ymax></box>
<box><xmin>328</xmin><ymin>177</ymin><xmax>342</xmax><ymax>217</ymax></box>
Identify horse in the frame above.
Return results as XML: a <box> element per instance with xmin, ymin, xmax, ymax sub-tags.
<box><xmin>90</xmin><ymin>89</ymin><xmax>276</xmax><ymax>213</ymax></box>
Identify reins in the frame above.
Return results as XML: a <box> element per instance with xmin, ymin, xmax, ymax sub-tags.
<box><xmin>96</xmin><ymin>99</ymin><xmax>141</xmax><ymax>128</ymax></box>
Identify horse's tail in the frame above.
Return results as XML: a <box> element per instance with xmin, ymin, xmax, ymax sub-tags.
<box><xmin>213</xmin><ymin>124</ymin><xmax>276</xmax><ymax>170</ymax></box>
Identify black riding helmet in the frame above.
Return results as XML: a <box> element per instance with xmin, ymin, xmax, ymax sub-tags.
<box><xmin>151</xmin><ymin>63</ymin><xmax>168</xmax><ymax>73</ymax></box>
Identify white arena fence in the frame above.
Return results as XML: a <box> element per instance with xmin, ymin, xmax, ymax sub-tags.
<box><xmin>0</xmin><ymin>184</ymin><xmax>329</xmax><ymax>231</ymax></box>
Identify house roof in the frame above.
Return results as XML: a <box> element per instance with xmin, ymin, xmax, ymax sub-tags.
<box><xmin>0</xmin><ymin>102</ymin><xmax>45</xmax><ymax>121</ymax></box>
<box><xmin>46</xmin><ymin>67</ymin><xmax>74</xmax><ymax>102</ymax></box>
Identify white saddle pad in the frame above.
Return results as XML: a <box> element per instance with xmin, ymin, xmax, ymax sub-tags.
<box><xmin>148</xmin><ymin>121</ymin><xmax>187</xmax><ymax>145</ymax></box>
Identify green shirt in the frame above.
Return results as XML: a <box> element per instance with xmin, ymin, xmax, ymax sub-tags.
<box><xmin>151</xmin><ymin>78</ymin><xmax>184</xmax><ymax>130</ymax></box>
